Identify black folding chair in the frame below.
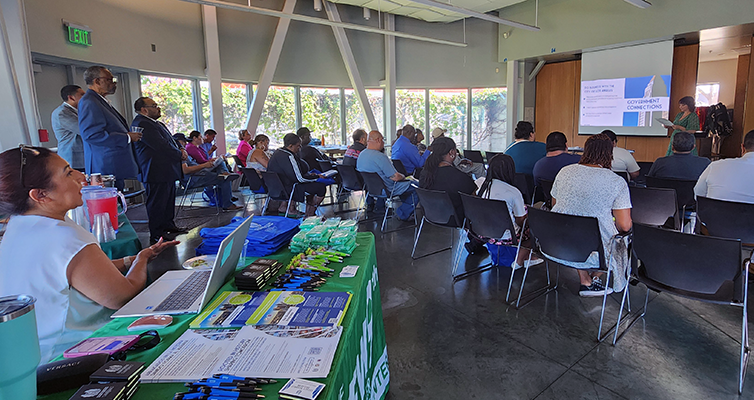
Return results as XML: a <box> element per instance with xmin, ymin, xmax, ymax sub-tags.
<box><xmin>175</xmin><ymin>176</ymin><xmax>221</xmax><ymax>218</ymax></box>
<box><xmin>697</xmin><ymin>196</ymin><xmax>754</xmax><ymax>250</ymax></box>
<box><xmin>411</xmin><ymin>188</ymin><xmax>463</xmax><ymax>262</ymax></box>
<box><xmin>260</xmin><ymin>171</ymin><xmax>298</xmax><ymax>218</ymax></box>
<box><xmin>485</xmin><ymin>151</ymin><xmax>502</xmax><ymax>164</ymax></box>
<box><xmin>336</xmin><ymin>164</ymin><xmax>366</xmax><ymax>220</ymax></box>
<box><xmin>636</xmin><ymin>161</ymin><xmax>653</xmax><ymax>185</ymax></box>
<box><xmin>525</xmin><ymin>207</ymin><xmax>633</xmax><ymax>339</ymax></box>
<box><xmin>360</xmin><ymin>171</ymin><xmax>417</xmax><ymax>233</ymax></box>
<box><xmin>391</xmin><ymin>159</ymin><xmax>409</xmax><ymax>176</ymax></box>
<box><xmin>463</xmin><ymin>150</ymin><xmax>485</xmax><ymax>164</ymax></box>
<box><xmin>514</xmin><ymin>173</ymin><xmax>535</xmax><ymax>205</ymax></box>
<box><xmin>627</xmin><ymin>224</ymin><xmax>749</xmax><ymax>394</ymax></box>
<box><xmin>240</xmin><ymin>168</ymin><xmax>268</xmax><ymax>217</ymax></box>
<box><xmin>629</xmin><ymin>186</ymin><xmax>679</xmax><ymax>230</ymax></box>
<box><xmin>458</xmin><ymin>194</ymin><xmax>527</xmax><ymax>296</ymax></box>
<box><xmin>613</xmin><ymin>170</ymin><xmax>630</xmax><ymax>183</ymax></box>
<box><xmin>645</xmin><ymin>176</ymin><xmax>697</xmax><ymax>223</ymax></box>
<box><xmin>533</xmin><ymin>179</ymin><xmax>554</xmax><ymax>209</ymax></box>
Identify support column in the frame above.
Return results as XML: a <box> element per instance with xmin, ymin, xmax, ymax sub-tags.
<box><xmin>245</xmin><ymin>0</ymin><xmax>297</xmax><ymax>137</ymax></box>
<box><xmin>294</xmin><ymin>86</ymin><xmax>302</xmax><ymax>130</ymax></box>
<box><xmin>505</xmin><ymin>60</ymin><xmax>522</xmax><ymax>146</ymax></box>
<box><xmin>339</xmin><ymin>87</ymin><xmax>347</xmax><ymax>144</ymax></box>
<box><xmin>201</xmin><ymin>5</ymin><xmax>225</xmax><ymax>152</ymax></box>
<box><xmin>383</xmin><ymin>13</ymin><xmax>396</xmax><ymax>142</ymax></box>
<box><xmin>324</xmin><ymin>1</ymin><xmax>377</xmax><ymax>132</ymax></box>
<box><xmin>466</xmin><ymin>87</ymin><xmax>472</xmax><ymax>150</ymax></box>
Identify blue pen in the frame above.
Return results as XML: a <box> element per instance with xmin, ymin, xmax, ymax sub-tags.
<box><xmin>174</xmin><ymin>392</ymin><xmax>204</xmax><ymax>400</ymax></box>
<box><xmin>199</xmin><ymin>387</ymin><xmax>266</xmax><ymax>398</ymax></box>
<box><xmin>212</xmin><ymin>374</ymin><xmax>276</xmax><ymax>384</ymax></box>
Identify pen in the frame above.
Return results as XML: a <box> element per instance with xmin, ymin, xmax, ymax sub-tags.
<box><xmin>199</xmin><ymin>387</ymin><xmax>266</xmax><ymax>398</ymax></box>
<box><xmin>212</xmin><ymin>374</ymin><xmax>277</xmax><ymax>384</ymax></box>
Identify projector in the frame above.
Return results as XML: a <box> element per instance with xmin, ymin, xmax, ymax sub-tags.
<box><xmin>624</xmin><ymin>0</ymin><xmax>651</xmax><ymax>8</ymax></box>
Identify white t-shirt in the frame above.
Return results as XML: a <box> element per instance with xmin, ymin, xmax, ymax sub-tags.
<box><xmin>0</xmin><ymin>215</ymin><xmax>113</xmax><ymax>362</ymax></box>
<box><xmin>474</xmin><ymin>177</ymin><xmax>527</xmax><ymax>227</ymax></box>
<box><xmin>694</xmin><ymin>152</ymin><xmax>754</xmax><ymax>204</ymax></box>
<box><xmin>612</xmin><ymin>147</ymin><xmax>640</xmax><ymax>174</ymax></box>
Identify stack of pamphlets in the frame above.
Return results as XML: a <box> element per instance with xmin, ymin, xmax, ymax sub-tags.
<box><xmin>68</xmin><ymin>382</ymin><xmax>128</xmax><ymax>400</ymax></box>
<box><xmin>279</xmin><ymin>378</ymin><xmax>326</xmax><ymax>400</ymax></box>
<box><xmin>235</xmin><ymin>258</ymin><xmax>284</xmax><ymax>290</ymax></box>
<box><xmin>86</xmin><ymin>361</ymin><xmax>144</xmax><ymax>400</ymax></box>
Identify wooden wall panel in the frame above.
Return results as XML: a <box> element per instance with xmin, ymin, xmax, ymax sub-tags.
<box><xmin>743</xmin><ymin>36</ymin><xmax>754</xmax><ymax>140</ymax></box>
<box><xmin>724</xmin><ymin>53</ymin><xmax>750</xmax><ymax>157</ymax></box>
<box><xmin>534</xmin><ymin>60</ymin><xmax>579</xmax><ymax>146</ymax></box>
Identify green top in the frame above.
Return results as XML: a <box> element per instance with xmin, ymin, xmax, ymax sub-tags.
<box><xmin>666</xmin><ymin>111</ymin><xmax>700</xmax><ymax>156</ymax></box>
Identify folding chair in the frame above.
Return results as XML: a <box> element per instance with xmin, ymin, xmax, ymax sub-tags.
<box><xmin>645</xmin><ymin>176</ymin><xmax>697</xmax><ymax>229</ymax></box>
<box><xmin>524</xmin><ymin>207</ymin><xmax>633</xmax><ymax>340</ymax></box>
<box><xmin>175</xmin><ymin>176</ymin><xmax>221</xmax><ymax>218</ymax></box>
<box><xmin>391</xmin><ymin>159</ymin><xmax>409</xmax><ymax>176</ymax></box>
<box><xmin>484</xmin><ymin>151</ymin><xmax>502</xmax><ymax>164</ymax></box>
<box><xmin>462</xmin><ymin>149</ymin><xmax>485</xmax><ymax>164</ymax></box>
<box><xmin>457</xmin><ymin>194</ymin><xmax>528</xmax><ymax>297</ymax></box>
<box><xmin>697</xmin><ymin>196</ymin><xmax>754</xmax><ymax>245</ymax></box>
<box><xmin>629</xmin><ymin>186</ymin><xmax>679</xmax><ymax>229</ymax></box>
<box><xmin>240</xmin><ymin>168</ymin><xmax>268</xmax><ymax>217</ymax></box>
<box><xmin>260</xmin><ymin>171</ymin><xmax>299</xmax><ymax>218</ymax></box>
<box><xmin>627</xmin><ymin>224</ymin><xmax>749</xmax><ymax>394</ymax></box>
<box><xmin>335</xmin><ymin>164</ymin><xmax>367</xmax><ymax>220</ymax></box>
<box><xmin>533</xmin><ymin>179</ymin><xmax>554</xmax><ymax>209</ymax></box>
<box><xmin>514</xmin><ymin>173</ymin><xmax>535</xmax><ymax>205</ymax></box>
<box><xmin>613</xmin><ymin>170</ymin><xmax>630</xmax><ymax>183</ymax></box>
<box><xmin>411</xmin><ymin>188</ymin><xmax>462</xmax><ymax>261</ymax></box>
<box><xmin>360</xmin><ymin>171</ymin><xmax>417</xmax><ymax>233</ymax></box>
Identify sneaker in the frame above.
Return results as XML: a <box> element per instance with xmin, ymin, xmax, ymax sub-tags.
<box><xmin>579</xmin><ymin>279</ymin><xmax>614</xmax><ymax>297</ymax></box>
<box><xmin>511</xmin><ymin>258</ymin><xmax>545</xmax><ymax>270</ymax></box>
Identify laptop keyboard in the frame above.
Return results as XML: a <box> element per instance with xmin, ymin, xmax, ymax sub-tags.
<box><xmin>153</xmin><ymin>270</ymin><xmax>212</xmax><ymax>312</ymax></box>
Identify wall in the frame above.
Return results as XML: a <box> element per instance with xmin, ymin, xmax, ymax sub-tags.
<box><xmin>497</xmin><ymin>0</ymin><xmax>754</xmax><ymax>63</ymax></box>
<box><xmin>697</xmin><ymin>59</ymin><xmax>739</xmax><ymax>108</ymax></box>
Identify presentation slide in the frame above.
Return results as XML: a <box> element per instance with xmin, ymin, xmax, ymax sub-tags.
<box><xmin>579</xmin><ymin>40</ymin><xmax>674</xmax><ymax>137</ymax></box>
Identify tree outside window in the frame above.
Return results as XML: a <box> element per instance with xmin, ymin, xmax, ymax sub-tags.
<box><xmin>301</xmin><ymin>87</ymin><xmax>341</xmax><ymax>146</ymax></box>
<box><xmin>345</xmin><ymin>88</ymin><xmax>383</xmax><ymax>137</ymax></box>
<box><xmin>396</xmin><ymin>89</ymin><xmax>425</xmax><ymax>136</ymax></box>
<box><xmin>140</xmin><ymin>75</ymin><xmax>196</xmax><ymax>134</ymax></box>
<box><xmin>258</xmin><ymin>85</ymin><xmax>296</xmax><ymax>148</ymax></box>
<box><xmin>429</xmin><ymin>89</ymin><xmax>467</xmax><ymax>149</ymax></box>
<box><xmin>471</xmin><ymin>88</ymin><xmax>507</xmax><ymax>151</ymax></box>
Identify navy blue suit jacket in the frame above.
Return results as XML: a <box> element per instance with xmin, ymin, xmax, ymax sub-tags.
<box><xmin>131</xmin><ymin>114</ymin><xmax>183</xmax><ymax>183</ymax></box>
<box><xmin>77</xmin><ymin>89</ymin><xmax>139</xmax><ymax>179</ymax></box>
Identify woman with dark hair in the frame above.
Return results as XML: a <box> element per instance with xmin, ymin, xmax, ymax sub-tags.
<box><xmin>236</xmin><ymin>129</ymin><xmax>253</xmax><ymax>168</ymax></box>
<box><xmin>247</xmin><ymin>134</ymin><xmax>270</xmax><ymax>172</ymax></box>
<box><xmin>0</xmin><ymin>146</ymin><xmax>177</xmax><ymax>362</ymax></box>
<box><xmin>419</xmin><ymin>137</ymin><xmax>476</xmax><ymax>222</ymax></box>
<box><xmin>663</xmin><ymin>96</ymin><xmax>700</xmax><ymax>156</ymax></box>
<box><xmin>549</xmin><ymin>133</ymin><xmax>632</xmax><ymax>297</ymax></box>
<box><xmin>474</xmin><ymin>154</ymin><xmax>538</xmax><ymax>266</ymax></box>
<box><xmin>504</xmin><ymin>121</ymin><xmax>546</xmax><ymax>175</ymax></box>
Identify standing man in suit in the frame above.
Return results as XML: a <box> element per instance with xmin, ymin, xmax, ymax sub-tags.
<box><xmin>78</xmin><ymin>66</ymin><xmax>142</xmax><ymax>190</ymax></box>
<box><xmin>51</xmin><ymin>85</ymin><xmax>86</xmax><ymax>171</ymax></box>
<box><xmin>132</xmin><ymin>97</ymin><xmax>187</xmax><ymax>243</ymax></box>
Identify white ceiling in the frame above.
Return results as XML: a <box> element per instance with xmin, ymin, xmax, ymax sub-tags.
<box><xmin>327</xmin><ymin>0</ymin><xmax>527</xmax><ymax>23</ymax></box>
<box><xmin>698</xmin><ymin>24</ymin><xmax>753</xmax><ymax>62</ymax></box>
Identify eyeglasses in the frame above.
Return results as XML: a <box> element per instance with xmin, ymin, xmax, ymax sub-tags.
<box><xmin>19</xmin><ymin>144</ymin><xmax>39</xmax><ymax>189</ymax></box>
<box><xmin>96</xmin><ymin>76</ymin><xmax>116</xmax><ymax>83</ymax></box>
<box><xmin>144</xmin><ymin>104</ymin><xmax>160</xmax><ymax>109</ymax></box>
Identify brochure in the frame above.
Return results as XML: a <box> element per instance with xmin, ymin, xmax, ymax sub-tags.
<box><xmin>190</xmin><ymin>291</ymin><xmax>352</xmax><ymax>329</ymax></box>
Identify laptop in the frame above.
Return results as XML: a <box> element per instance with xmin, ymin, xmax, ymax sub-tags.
<box><xmin>111</xmin><ymin>216</ymin><xmax>253</xmax><ymax>318</ymax></box>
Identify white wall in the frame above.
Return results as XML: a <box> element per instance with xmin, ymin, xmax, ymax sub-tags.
<box><xmin>697</xmin><ymin>59</ymin><xmax>739</xmax><ymax>108</ymax></box>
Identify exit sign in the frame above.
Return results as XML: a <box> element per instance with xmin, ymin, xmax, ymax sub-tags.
<box><xmin>63</xmin><ymin>20</ymin><xmax>92</xmax><ymax>47</ymax></box>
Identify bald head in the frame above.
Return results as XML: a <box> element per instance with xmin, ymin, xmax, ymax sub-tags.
<box><xmin>367</xmin><ymin>130</ymin><xmax>384</xmax><ymax>151</ymax></box>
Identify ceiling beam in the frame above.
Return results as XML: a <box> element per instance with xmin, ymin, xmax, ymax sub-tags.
<box><xmin>178</xmin><ymin>0</ymin><xmax>468</xmax><ymax>47</ymax></box>
<box><xmin>402</xmin><ymin>0</ymin><xmax>540</xmax><ymax>31</ymax></box>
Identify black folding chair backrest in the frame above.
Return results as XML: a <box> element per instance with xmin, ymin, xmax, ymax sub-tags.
<box><xmin>535</xmin><ymin>179</ymin><xmax>554</xmax><ymax>207</ymax></box>
<box><xmin>636</xmin><ymin>161</ymin><xmax>653</xmax><ymax>183</ymax></box>
<box><xmin>241</xmin><ymin>168</ymin><xmax>266</xmax><ymax>194</ymax></box>
<box><xmin>614</xmin><ymin>170</ymin><xmax>630</xmax><ymax>183</ymax></box>
<box><xmin>392</xmin><ymin>159</ymin><xmax>408</xmax><ymax>176</ymax></box>
<box><xmin>629</xmin><ymin>186</ymin><xmax>678</xmax><ymax>229</ymax></box>
<box><xmin>460</xmin><ymin>193</ymin><xmax>517</xmax><ymax>244</ymax></box>
<box><xmin>463</xmin><ymin>150</ymin><xmax>484</xmax><ymax>164</ymax></box>
<box><xmin>317</xmin><ymin>159</ymin><xmax>334</xmax><ymax>172</ymax></box>
<box><xmin>360</xmin><ymin>171</ymin><xmax>389</xmax><ymax>198</ymax></box>
<box><xmin>260</xmin><ymin>171</ymin><xmax>289</xmax><ymax>201</ymax></box>
<box><xmin>415</xmin><ymin>187</ymin><xmax>461</xmax><ymax>227</ymax></box>
<box><xmin>632</xmin><ymin>223</ymin><xmax>743</xmax><ymax>300</ymax></box>
<box><xmin>336</xmin><ymin>164</ymin><xmax>363</xmax><ymax>192</ymax></box>
<box><xmin>513</xmin><ymin>173</ymin><xmax>535</xmax><ymax>205</ymax></box>
<box><xmin>697</xmin><ymin>196</ymin><xmax>754</xmax><ymax>245</ymax></box>
<box><xmin>645</xmin><ymin>176</ymin><xmax>697</xmax><ymax>210</ymax></box>
<box><xmin>527</xmin><ymin>207</ymin><xmax>606</xmax><ymax>270</ymax></box>
<box><xmin>485</xmin><ymin>151</ymin><xmax>502</xmax><ymax>163</ymax></box>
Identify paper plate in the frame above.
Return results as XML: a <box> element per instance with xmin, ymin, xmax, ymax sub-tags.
<box><xmin>182</xmin><ymin>255</ymin><xmax>216</xmax><ymax>270</ymax></box>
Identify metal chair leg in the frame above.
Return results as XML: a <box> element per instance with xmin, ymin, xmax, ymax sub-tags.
<box><xmin>411</xmin><ymin>217</ymin><xmax>425</xmax><ymax>258</ymax></box>
<box><xmin>261</xmin><ymin>196</ymin><xmax>270</xmax><ymax>216</ymax></box>
<box><xmin>740</xmin><ymin>261</ymin><xmax>750</xmax><ymax>394</ymax></box>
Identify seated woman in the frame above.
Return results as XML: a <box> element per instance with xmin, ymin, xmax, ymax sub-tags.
<box><xmin>550</xmin><ymin>133</ymin><xmax>632</xmax><ymax>297</ymax></box>
<box><xmin>0</xmin><ymin>146</ymin><xmax>177</xmax><ymax>362</ymax></box>
<box><xmin>475</xmin><ymin>154</ymin><xmax>539</xmax><ymax>267</ymax></box>
<box><xmin>247</xmin><ymin>134</ymin><xmax>270</xmax><ymax>172</ymax></box>
<box><xmin>235</xmin><ymin>129</ymin><xmax>252</xmax><ymax>169</ymax></box>
<box><xmin>419</xmin><ymin>137</ymin><xmax>477</xmax><ymax>223</ymax></box>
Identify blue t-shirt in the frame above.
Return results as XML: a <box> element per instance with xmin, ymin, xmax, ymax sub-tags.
<box><xmin>532</xmin><ymin>152</ymin><xmax>582</xmax><ymax>185</ymax></box>
<box><xmin>505</xmin><ymin>141</ymin><xmax>547</xmax><ymax>175</ymax></box>
<box><xmin>391</xmin><ymin>135</ymin><xmax>429</xmax><ymax>174</ymax></box>
<box><xmin>357</xmin><ymin>148</ymin><xmax>411</xmax><ymax>196</ymax></box>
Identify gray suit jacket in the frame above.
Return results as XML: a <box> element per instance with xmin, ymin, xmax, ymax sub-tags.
<box><xmin>51</xmin><ymin>102</ymin><xmax>85</xmax><ymax>169</ymax></box>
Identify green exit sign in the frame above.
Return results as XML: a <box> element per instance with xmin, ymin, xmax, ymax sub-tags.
<box><xmin>63</xmin><ymin>21</ymin><xmax>92</xmax><ymax>47</ymax></box>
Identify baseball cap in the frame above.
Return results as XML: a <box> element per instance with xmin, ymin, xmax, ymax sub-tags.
<box><xmin>431</xmin><ymin>127</ymin><xmax>447</xmax><ymax>139</ymax></box>
<box><xmin>172</xmin><ymin>133</ymin><xmax>189</xmax><ymax>142</ymax></box>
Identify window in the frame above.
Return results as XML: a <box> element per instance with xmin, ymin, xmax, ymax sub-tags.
<box><xmin>258</xmin><ymin>85</ymin><xmax>296</xmax><ymax>148</ymax></box>
<box><xmin>140</xmin><ymin>75</ymin><xmax>197</xmax><ymax>134</ymax></box>
<box><xmin>396</xmin><ymin>89</ymin><xmax>425</xmax><ymax>133</ymax></box>
<box><xmin>221</xmin><ymin>83</ymin><xmax>250</xmax><ymax>154</ymax></box>
<box><xmin>344</xmin><ymin>88</ymin><xmax>383</xmax><ymax>137</ymax></box>
<box><xmin>471</xmin><ymin>88</ymin><xmax>507</xmax><ymax>151</ymax></box>
<box><xmin>301</xmin><ymin>87</ymin><xmax>341</xmax><ymax>146</ymax></box>
<box><xmin>695</xmin><ymin>83</ymin><xmax>720</xmax><ymax>107</ymax></box>
<box><xmin>429</xmin><ymin>89</ymin><xmax>468</xmax><ymax>149</ymax></box>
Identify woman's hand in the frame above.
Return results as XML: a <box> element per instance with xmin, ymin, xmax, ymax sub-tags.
<box><xmin>672</xmin><ymin>124</ymin><xmax>685</xmax><ymax>131</ymax></box>
<box><xmin>136</xmin><ymin>238</ymin><xmax>179</xmax><ymax>262</ymax></box>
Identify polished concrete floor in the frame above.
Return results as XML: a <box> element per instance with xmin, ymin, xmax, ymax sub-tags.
<box><xmin>131</xmin><ymin>189</ymin><xmax>754</xmax><ymax>400</ymax></box>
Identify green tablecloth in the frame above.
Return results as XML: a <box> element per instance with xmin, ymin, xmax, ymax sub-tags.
<box><xmin>100</xmin><ymin>214</ymin><xmax>142</xmax><ymax>260</ymax></box>
<box><xmin>40</xmin><ymin>232</ymin><xmax>388</xmax><ymax>400</ymax></box>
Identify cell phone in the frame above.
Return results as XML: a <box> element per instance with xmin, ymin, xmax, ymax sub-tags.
<box><xmin>63</xmin><ymin>335</ymin><xmax>141</xmax><ymax>358</ymax></box>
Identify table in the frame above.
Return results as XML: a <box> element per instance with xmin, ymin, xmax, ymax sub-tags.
<box><xmin>99</xmin><ymin>214</ymin><xmax>143</xmax><ymax>260</ymax></box>
<box><xmin>40</xmin><ymin>232</ymin><xmax>389</xmax><ymax>400</ymax></box>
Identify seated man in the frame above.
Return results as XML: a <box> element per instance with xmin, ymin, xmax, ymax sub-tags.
<box><xmin>202</xmin><ymin>129</ymin><xmax>218</xmax><ymax>157</ymax></box>
<box><xmin>504</xmin><ymin>121</ymin><xmax>546</xmax><ymax>175</ymax></box>
<box><xmin>297</xmin><ymin>127</ymin><xmax>329</xmax><ymax>172</ymax></box>
<box><xmin>532</xmin><ymin>131</ymin><xmax>582</xmax><ymax>185</ymax></box>
<box><xmin>268</xmin><ymin>133</ymin><xmax>327</xmax><ymax>217</ymax></box>
<box><xmin>343</xmin><ymin>129</ymin><xmax>367</xmax><ymax>167</ymax></box>
<box><xmin>603</xmin><ymin>130</ymin><xmax>640</xmax><ymax>180</ymax></box>
<box><xmin>358</xmin><ymin>130</ymin><xmax>417</xmax><ymax>221</ymax></box>
<box><xmin>695</xmin><ymin>129</ymin><xmax>754</xmax><ymax>204</ymax></box>
<box><xmin>391</xmin><ymin>124</ymin><xmax>429</xmax><ymax>175</ymax></box>
<box><xmin>431</xmin><ymin>127</ymin><xmax>486</xmax><ymax>179</ymax></box>
<box><xmin>172</xmin><ymin>133</ymin><xmax>241</xmax><ymax>211</ymax></box>
<box><xmin>648</xmin><ymin>131</ymin><xmax>710</xmax><ymax>181</ymax></box>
